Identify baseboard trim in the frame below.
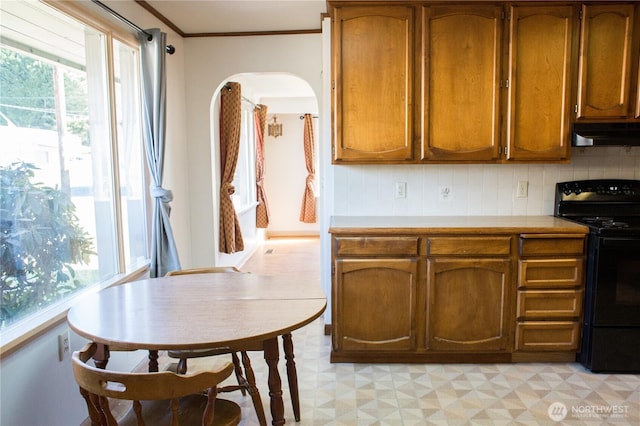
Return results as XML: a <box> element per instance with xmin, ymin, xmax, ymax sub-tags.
<box><xmin>266</xmin><ymin>231</ymin><xmax>320</xmax><ymax>239</ymax></box>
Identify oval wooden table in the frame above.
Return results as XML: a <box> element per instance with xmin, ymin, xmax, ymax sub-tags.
<box><xmin>67</xmin><ymin>273</ymin><xmax>327</xmax><ymax>426</ymax></box>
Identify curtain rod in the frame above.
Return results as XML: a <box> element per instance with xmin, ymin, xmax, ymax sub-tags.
<box><xmin>90</xmin><ymin>0</ymin><xmax>175</xmax><ymax>54</ymax></box>
<box><xmin>222</xmin><ymin>84</ymin><xmax>262</xmax><ymax>109</ymax></box>
<box><xmin>300</xmin><ymin>115</ymin><xmax>319</xmax><ymax>119</ymax></box>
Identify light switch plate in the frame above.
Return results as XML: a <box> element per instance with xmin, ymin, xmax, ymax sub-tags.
<box><xmin>395</xmin><ymin>182</ymin><xmax>407</xmax><ymax>199</ymax></box>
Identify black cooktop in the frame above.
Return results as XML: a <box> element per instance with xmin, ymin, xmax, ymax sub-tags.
<box><xmin>555</xmin><ymin>179</ymin><xmax>640</xmax><ymax>236</ymax></box>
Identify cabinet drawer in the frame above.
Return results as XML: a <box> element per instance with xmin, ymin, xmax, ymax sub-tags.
<box><xmin>334</xmin><ymin>236</ymin><xmax>420</xmax><ymax>256</ymax></box>
<box><xmin>517</xmin><ymin>290</ymin><xmax>583</xmax><ymax>319</ymax></box>
<box><xmin>518</xmin><ymin>259</ymin><xmax>583</xmax><ymax>288</ymax></box>
<box><xmin>428</xmin><ymin>236</ymin><xmax>511</xmax><ymax>256</ymax></box>
<box><xmin>515</xmin><ymin>322</ymin><xmax>580</xmax><ymax>352</ymax></box>
<box><xmin>519</xmin><ymin>235</ymin><xmax>584</xmax><ymax>256</ymax></box>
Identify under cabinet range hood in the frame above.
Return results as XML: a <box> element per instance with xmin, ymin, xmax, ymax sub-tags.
<box><xmin>572</xmin><ymin>122</ymin><xmax>640</xmax><ymax>147</ymax></box>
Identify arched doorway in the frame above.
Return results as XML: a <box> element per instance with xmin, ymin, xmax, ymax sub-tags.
<box><xmin>211</xmin><ymin>72</ymin><xmax>320</xmax><ymax>266</ymax></box>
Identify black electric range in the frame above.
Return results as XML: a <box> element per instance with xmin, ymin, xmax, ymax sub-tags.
<box><xmin>555</xmin><ymin>179</ymin><xmax>640</xmax><ymax>373</ymax></box>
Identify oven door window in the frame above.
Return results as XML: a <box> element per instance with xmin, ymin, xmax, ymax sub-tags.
<box><xmin>594</xmin><ymin>238</ymin><xmax>640</xmax><ymax>325</ymax></box>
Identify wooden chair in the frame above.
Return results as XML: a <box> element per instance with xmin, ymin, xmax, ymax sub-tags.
<box><xmin>71</xmin><ymin>342</ymin><xmax>241</xmax><ymax>426</ymax></box>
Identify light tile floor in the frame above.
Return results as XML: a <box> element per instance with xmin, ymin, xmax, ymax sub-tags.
<box><xmin>219</xmin><ymin>316</ymin><xmax>639</xmax><ymax>426</ymax></box>
<box><xmin>219</xmin><ymin>238</ymin><xmax>640</xmax><ymax>425</ymax></box>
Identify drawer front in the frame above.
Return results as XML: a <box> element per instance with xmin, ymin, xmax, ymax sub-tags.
<box><xmin>428</xmin><ymin>236</ymin><xmax>511</xmax><ymax>256</ymax></box>
<box><xmin>518</xmin><ymin>259</ymin><xmax>583</xmax><ymax>288</ymax></box>
<box><xmin>517</xmin><ymin>290</ymin><xmax>583</xmax><ymax>319</ymax></box>
<box><xmin>334</xmin><ymin>236</ymin><xmax>420</xmax><ymax>256</ymax></box>
<box><xmin>519</xmin><ymin>235</ymin><xmax>584</xmax><ymax>257</ymax></box>
<box><xmin>515</xmin><ymin>322</ymin><xmax>580</xmax><ymax>352</ymax></box>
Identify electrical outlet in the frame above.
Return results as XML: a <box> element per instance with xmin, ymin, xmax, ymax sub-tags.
<box><xmin>517</xmin><ymin>180</ymin><xmax>529</xmax><ymax>198</ymax></box>
<box><xmin>439</xmin><ymin>186</ymin><xmax>452</xmax><ymax>201</ymax></box>
<box><xmin>58</xmin><ymin>330</ymin><xmax>71</xmax><ymax>362</ymax></box>
<box><xmin>395</xmin><ymin>182</ymin><xmax>407</xmax><ymax>199</ymax></box>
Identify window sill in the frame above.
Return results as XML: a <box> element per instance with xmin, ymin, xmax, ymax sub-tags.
<box><xmin>236</xmin><ymin>201</ymin><xmax>259</xmax><ymax>216</ymax></box>
<box><xmin>0</xmin><ymin>265</ymin><xmax>150</xmax><ymax>360</ymax></box>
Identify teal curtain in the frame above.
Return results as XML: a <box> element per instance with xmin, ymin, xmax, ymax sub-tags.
<box><xmin>139</xmin><ymin>29</ymin><xmax>180</xmax><ymax>277</ymax></box>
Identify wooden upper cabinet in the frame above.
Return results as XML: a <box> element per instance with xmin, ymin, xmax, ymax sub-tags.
<box><xmin>505</xmin><ymin>5</ymin><xmax>577</xmax><ymax>161</ymax></box>
<box><xmin>330</xmin><ymin>2</ymin><xmax>640</xmax><ymax>163</ymax></box>
<box><xmin>576</xmin><ymin>4</ymin><xmax>636</xmax><ymax>120</ymax></box>
<box><xmin>332</xmin><ymin>5</ymin><xmax>415</xmax><ymax>162</ymax></box>
<box><xmin>422</xmin><ymin>5</ymin><xmax>502</xmax><ymax>161</ymax></box>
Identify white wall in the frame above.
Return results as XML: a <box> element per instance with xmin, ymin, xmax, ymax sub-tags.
<box><xmin>331</xmin><ymin>147</ymin><xmax>640</xmax><ymax>217</ymax></box>
<box><xmin>181</xmin><ymin>34</ymin><xmax>323</xmax><ymax>268</ymax></box>
<box><xmin>264</xmin><ymin>113</ymin><xmax>320</xmax><ymax>237</ymax></box>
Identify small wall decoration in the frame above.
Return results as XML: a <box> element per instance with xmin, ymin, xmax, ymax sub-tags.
<box><xmin>268</xmin><ymin>115</ymin><xmax>283</xmax><ymax>138</ymax></box>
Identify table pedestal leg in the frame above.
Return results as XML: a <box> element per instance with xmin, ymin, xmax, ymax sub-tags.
<box><xmin>264</xmin><ymin>337</ymin><xmax>285</xmax><ymax>425</ymax></box>
<box><xmin>93</xmin><ymin>344</ymin><xmax>110</xmax><ymax>369</ymax></box>
<box><xmin>282</xmin><ymin>333</ymin><xmax>300</xmax><ymax>421</ymax></box>
<box><xmin>148</xmin><ymin>350</ymin><xmax>159</xmax><ymax>372</ymax></box>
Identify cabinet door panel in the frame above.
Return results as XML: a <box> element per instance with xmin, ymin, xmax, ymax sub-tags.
<box><xmin>333</xmin><ymin>6</ymin><xmax>414</xmax><ymax>162</ymax></box>
<box><xmin>506</xmin><ymin>6</ymin><xmax>576</xmax><ymax>161</ymax></box>
<box><xmin>426</xmin><ymin>258</ymin><xmax>512</xmax><ymax>351</ymax></box>
<box><xmin>334</xmin><ymin>258</ymin><xmax>418</xmax><ymax>351</ymax></box>
<box><xmin>422</xmin><ymin>6</ymin><xmax>502</xmax><ymax>161</ymax></box>
<box><xmin>577</xmin><ymin>4</ymin><xmax>635</xmax><ymax>119</ymax></box>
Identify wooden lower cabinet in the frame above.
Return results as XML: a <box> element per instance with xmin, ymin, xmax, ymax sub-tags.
<box><xmin>426</xmin><ymin>236</ymin><xmax>512</xmax><ymax>354</ymax></box>
<box><xmin>333</xmin><ymin>258</ymin><xmax>419</xmax><ymax>352</ymax></box>
<box><xmin>330</xmin><ymin>231</ymin><xmax>585</xmax><ymax>363</ymax></box>
<box><xmin>427</xmin><ymin>258</ymin><xmax>512</xmax><ymax>351</ymax></box>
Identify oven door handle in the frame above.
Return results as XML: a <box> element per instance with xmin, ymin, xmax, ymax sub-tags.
<box><xmin>601</xmin><ymin>238</ymin><xmax>640</xmax><ymax>249</ymax></box>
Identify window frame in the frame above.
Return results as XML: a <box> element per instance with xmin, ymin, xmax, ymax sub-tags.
<box><xmin>231</xmin><ymin>104</ymin><xmax>258</xmax><ymax>214</ymax></box>
<box><xmin>0</xmin><ymin>0</ymin><xmax>152</xmax><ymax>358</ymax></box>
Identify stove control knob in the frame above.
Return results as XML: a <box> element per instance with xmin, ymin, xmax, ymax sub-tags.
<box><xmin>595</xmin><ymin>185</ymin><xmax>605</xmax><ymax>194</ymax></box>
<box><xmin>622</xmin><ymin>185</ymin><xmax>633</xmax><ymax>196</ymax></box>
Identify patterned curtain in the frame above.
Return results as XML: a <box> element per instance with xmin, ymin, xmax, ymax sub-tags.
<box><xmin>299</xmin><ymin>114</ymin><xmax>317</xmax><ymax>223</ymax></box>
<box><xmin>255</xmin><ymin>105</ymin><xmax>270</xmax><ymax>228</ymax></box>
<box><xmin>219</xmin><ymin>82</ymin><xmax>244</xmax><ymax>253</ymax></box>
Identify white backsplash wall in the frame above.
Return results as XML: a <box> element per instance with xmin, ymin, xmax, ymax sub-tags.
<box><xmin>333</xmin><ymin>146</ymin><xmax>640</xmax><ymax>217</ymax></box>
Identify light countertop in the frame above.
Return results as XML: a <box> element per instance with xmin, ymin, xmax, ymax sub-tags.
<box><xmin>329</xmin><ymin>215</ymin><xmax>589</xmax><ymax>235</ymax></box>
